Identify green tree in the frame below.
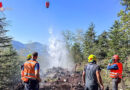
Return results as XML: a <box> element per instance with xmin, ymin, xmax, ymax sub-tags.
<box><xmin>118</xmin><ymin>0</ymin><xmax>130</xmax><ymax>58</ymax></box>
<box><xmin>73</xmin><ymin>30</ymin><xmax>84</xmax><ymax>44</ymax></box>
<box><xmin>71</xmin><ymin>43</ymin><xmax>83</xmax><ymax>63</ymax></box>
<box><xmin>83</xmin><ymin>23</ymin><xmax>96</xmax><ymax>60</ymax></box>
<box><xmin>107</xmin><ymin>20</ymin><xmax>127</xmax><ymax>60</ymax></box>
<box><xmin>62</xmin><ymin>30</ymin><xmax>84</xmax><ymax>62</ymax></box>
<box><xmin>62</xmin><ymin>30</ymin><xmax>74</xmax><ymax>50</ymax></box>
<box><xmin>120</xmin><ymin>0</ymin><xmax>130</xmax><ymax>11</ymax></box>
<box><xmin>0</xmin><ymin>18</ymin><xmax>20</xmax><ymax>89</ymax></box>
<box><xmin>97</xmin><ymin>31</ymin><xmax>109</xmax><ymax>59</ymax></box>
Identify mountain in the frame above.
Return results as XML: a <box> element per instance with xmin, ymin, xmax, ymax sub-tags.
<box><xmin>11</xmin><ymin>40</ymin><xmax>48</xmax><ymax>56</ymax></box>
<box><xmin>25</xmin><ymin>42</ymin><xmax>48</xmax><ymax>55</ymax></box>
<box><xmin>12</xmin><ymin>40</ymin><xmax>25</xmax><ymax>50</ymax></box>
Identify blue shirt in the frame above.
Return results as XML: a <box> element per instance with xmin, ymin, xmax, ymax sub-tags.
<box><xmin>35</xmin><ymin>63</ymin><xmax>39</xmax><ymax>70</ymax></box>
<box><xmin>107</xmin><ymin>64</ymin><xmax>118</xmax><ymax>70</ymax></box>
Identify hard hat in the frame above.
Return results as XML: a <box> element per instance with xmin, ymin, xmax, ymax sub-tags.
<box><xmin>88</xmin><ymin>54</ymin><xmax>96</xmax><ymax>63</ymax></box>
<box><xmin>27</xmin><ymin>54</ymin><xmax>32</xmax><ymax>59</ymax></box>
<box><xmin>113</xmin><ymin>55</ymin><xmax>120</xmax><ymax>60</ymax></box>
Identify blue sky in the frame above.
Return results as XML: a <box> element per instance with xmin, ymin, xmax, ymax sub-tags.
<box><xmin>2</xmin><ymin>0</ymin><xmax>123</xmax><ymax>44</ymax></box>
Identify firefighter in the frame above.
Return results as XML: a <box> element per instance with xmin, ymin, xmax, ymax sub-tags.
<box><xmin>21</xmin><ymin>52</ymin><xmax>41</xmax><ymax>90</ymax></box>
<box><xmin>82</xmin><ymin>54</ymin><xmax>104</xmax><ymax>90</ymax></box>
<box><xmin>21</xmin><ymin>54</ymin><xmax>32</xmax><ymax>79</ymax></box>
<box><xmin>107</xmin><ymin>55</ymin><xmax>123</xmax><ymax>90</ymax></box>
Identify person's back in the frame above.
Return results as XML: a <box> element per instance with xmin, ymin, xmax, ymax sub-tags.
<box><xmin>82</xmin><ymin>54</ymin><xmax>104</xmax><ymax>90</ymax></box>
<box><xmin>21</xmin><ymin>52</ymin><xmax>41</xmax><ymax>90</ymax></box>
<box><xmin>84</xmin><ymin>63</ymin><xmax>99</xmax><ymax>86</ymax></box>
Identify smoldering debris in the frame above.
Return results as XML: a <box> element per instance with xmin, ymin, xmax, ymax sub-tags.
<box><xmin>40</xmin><ymin>67</ymin><xmax>84</xmax><ymax>90</ymax></box>
<box><xmin>14</xmin><ymin>67</ymin><xmax>84</xmax><ymax>90</ymax></box>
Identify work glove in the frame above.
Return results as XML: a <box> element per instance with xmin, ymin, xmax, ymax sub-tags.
<box><xmin>109</xmin><ymin>59</ymin><xmax>113</xmax><ymax>63</ymax></box>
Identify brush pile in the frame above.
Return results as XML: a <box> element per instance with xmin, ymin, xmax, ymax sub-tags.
<box><xmin>40</xmin><ymin>67</ymin><xmax>84</xmax><ymax>90</ymax></box>
<box><xmin>14</xmin><ymin>67</ymin><xmax>84</xmax><ymax>90</ymax></box>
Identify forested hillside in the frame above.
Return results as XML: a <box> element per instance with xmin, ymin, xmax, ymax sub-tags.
<box><xmin>62</xmin><ymin>0</ymin><xmax>130</xmax><ymax>89</ymax></box>
<box><xmin>62</xmin><ymin>0</ymin><xmax>130</xmax><ymax>63</ymax></box>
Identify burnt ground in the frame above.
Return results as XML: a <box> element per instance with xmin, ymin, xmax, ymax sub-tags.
<box><xmin>14</xmin><ymin>67</ymin><xmax>84</xmax><ymax>90</ymax></box>
<box><xmin>13</xmin><ymin>66</ymin><xmax>130</xmax><ymax>90</ymax></box>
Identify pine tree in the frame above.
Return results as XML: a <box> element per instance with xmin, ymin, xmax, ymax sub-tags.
<box><xmin>71</xmin><ymin>43</ymin><xmax>83</xmax><ymax>63</ymax></box>
<box><xmin>97</xmin><ymin>31</ymin><xmax>108</xmax><ymax>59</ymax></box>
<box><xmin>0</xmin><ymin>17</ymin><xmax>20</xmax><ymax>89</ymax></box>
<box><xmin>118</xmin><ymin>1</ymin><xmax>130</xmax><ymax>82</ymax></box>
<box><xmin>83</xmin><ymin>23</ymin><xmax>96</xmax><ymax>59</ymax></box>
<box><xmin>118</xmin><ymin>0</ymin><xmax>130</xmax><ymax>57</ymax></box>
<box><xmin>107</xmin><ymin>20</ymin><xmax>126</xmax><ymax>59</ymax></box>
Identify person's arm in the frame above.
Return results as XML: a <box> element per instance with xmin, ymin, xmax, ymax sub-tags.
<box><xmin>82</xmin><ymin>71</ymin><xmax>85</xmax><ymax>84</ymax></box>
<box><xmin>96</xmin><ymin>67</ymin><xmax>104</xmax><ymax>90</ymax></box>
<box><xmin>82</xmin><ymin>66</ymin><xmax>86</xmax><ymax>85</ymax></box>
<box><xmin>107</xmin><ymin>64</ymin><xmax>118</xmax><ymax>70</ymax></box>
<box><xmin>35</xmin><ymin>63</ymin><xmax>41</xmax><ymax>82</ymax></box>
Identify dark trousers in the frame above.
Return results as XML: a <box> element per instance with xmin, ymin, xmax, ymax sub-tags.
<box><xmin>85</xmin><ymin>84</ymin><xmax>98</xmax><ymax>90</ymax></box>
<box><xmin>24</xmin><ymin>79</ymin><xmax>39</xmax><ymax>90</ymax></box>
<box><xmin>112</xmin><ymin>78</ymin><xmax>121</xmax><ymax>90</ymax></box>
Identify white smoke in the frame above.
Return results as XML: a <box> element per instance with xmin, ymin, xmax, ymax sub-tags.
<box><xmin>39</xmin><ymin>29</ymin><xmax>74</xmax><ymax>76</ymax></box>
<box><xmin>47</xmin><ymin>29</ymin><xmax>74</xmax><ymax>70</ymax></box>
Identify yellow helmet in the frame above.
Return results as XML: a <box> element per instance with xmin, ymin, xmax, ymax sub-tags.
<box><xmin>88</xmin><ymin>54</ymin><xmax>96</xmax><ymax>63</ymax></box>
<box><xmin>27</xmin><ymin>54</ymin><xmax>32</xmax><ymax>60</ymax></box>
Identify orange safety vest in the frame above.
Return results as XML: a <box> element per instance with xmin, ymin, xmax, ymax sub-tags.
<box><xmin>110</xmin><ymin>62</ymin><xmax>123</xmax><ymax>79</ymax></box>
<box><xmin>21</xmin><ymin>60</ymin><xmax>38</xmax><ymax>82</ymax></box>
<box><xmin>21</xmin><ymin>70</ymin><xmax>24</xmax><ymax>77</ymax></box>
